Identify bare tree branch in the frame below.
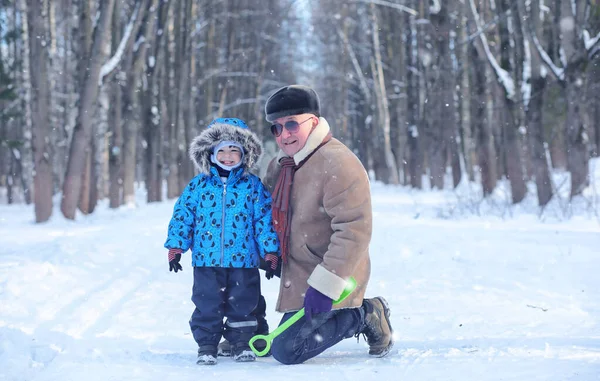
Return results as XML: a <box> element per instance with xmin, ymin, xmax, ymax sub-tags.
<box><xmin>349</xmin><ymin>0</ymin><xmax>417</xmax><ymax>16</ymax></box>
<box><xmin>336</xmin><ymin>26</ymin><xmax>370</xmax><ymax>101</ymax></box>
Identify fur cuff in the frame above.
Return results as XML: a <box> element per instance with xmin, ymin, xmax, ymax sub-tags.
<box><xmin>307</xmin><ymin>264</ymin><xmax>347</xmax><ymax>300</ymax></box>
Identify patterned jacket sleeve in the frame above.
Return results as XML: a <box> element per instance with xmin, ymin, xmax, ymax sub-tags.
<box><xmin>253</xmin><ymin>178</ymin><xmax>280</xmax><ymax>258</ymax></box>
<box><xmin>164</xmin><ymin>177</ymin><xmax>199</xmax><ymax>252</ymax></box>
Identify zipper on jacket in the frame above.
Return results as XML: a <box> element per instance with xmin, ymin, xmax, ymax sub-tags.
<box><xmin>220</xmin><ymin>184</ymin><xmax>227</xmax><ymax>267</ymax></box>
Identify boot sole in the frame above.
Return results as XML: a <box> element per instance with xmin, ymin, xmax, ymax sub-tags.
<box><xmin>196</xmin><ymin>355</ymin><xmax>218</xmax><ymax>365</ymax></box>
<box><xmin>370</xmin><ymin>296</ymin><xmax>394</xmax><ymax>358</ymax></box>
<box><xmin>234</xmin><ymin>350</ymin><xmax>257</xmax><ymax>362</ymax></box>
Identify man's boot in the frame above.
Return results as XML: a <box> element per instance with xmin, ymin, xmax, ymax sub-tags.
<box><xmin>359</xmin><ymin>297</ymin><xmax>394</xmax><ymax>357</ymax></box>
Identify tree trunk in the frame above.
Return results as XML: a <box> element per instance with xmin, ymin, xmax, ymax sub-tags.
<box><xmin>61</xmin><ymin>0</ymin><xmax>115</xmax><ymax>219</ymax></box>
<box><xmin>423</xmin><ymin>2</ymin><xmax>445</xmax><ymax>190</ymax></box>
<box><xmin>26</xmin><ymin>0</ymin><xmax>53</xmax><ymax>222</ymax></box>
<box><xmin>370</xmin><ymin>3</ymin><xmax>399</xmax><ymax>184</ymax></box>
<box><xmin>78</xmin><ymin>137</ymin><xmax>92</xmax><ymax>213</ymax></box>
<box><xmin>142</xmin><ymin>0</ymin><xmax>170</xmax><ymax>203</ymax></box>
<box><xmin>406</xmin><ymin>10</ymin><xmax>422</xmax><ymax>188</ymax></box>
<box><xmin>429</xmin><ymin>1</ymin><xmax>460</xmax><ymax>189</ymax></box>
<box><xmin>528</xmin><ymin>76</ymin><xmax>553</xmax><ymax>206</ymax></box>
<box><xmin>470</xmin><ymin>44</ymin><xmax>497</xmax><ymax>195</ymax></box>
<box><xmin>166</xmin><ymin>2</ymin><xmax>179</xmax><ymax>199</ymax></box>
<box><xmin>499</xmin><ymin>0</ymin><xmax>526</xmax><ymax>203</ymax></box>
<box><xmin>458</xmin><ymin>8</ymin><xmax>474</xmax><ymax>181</ymax></box>
<box><xmin>180</xmin><ymin>0</ymin><xmax>196</xmax><ymax>186</ymax></box>
<box><xmin>18</xmin><ymin>0</ymin><xmax>33</xmax><ymax>204</ymax></box>
<box><xmin>108</xmin><ymin>0</ymin><xmax>123</xmax><ymax>208</ymax></box>
<box><xmin>565</xmin><ymin>75</ymin><xmax>589</xmax><ymax>196</ymax></box>
<box><xmin>560</xmin><ymin>0</ymin><xmax>590</xmax><ymax>197</ymax></box>
<box><xmin>521</xmin><ymin>0</ymin><xmax>553</xmax><ymax>206</ymax></box>
<box><xmin>121</xmin><ymin>0</ymin><xmax>157</xmax><ymax>206</ymax></box>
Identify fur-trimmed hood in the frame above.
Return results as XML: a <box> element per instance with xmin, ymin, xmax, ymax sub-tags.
<box><xmin>189</xmin><ymin>118</ymin><xmax>263</xmax><ymax>175</ymax></box>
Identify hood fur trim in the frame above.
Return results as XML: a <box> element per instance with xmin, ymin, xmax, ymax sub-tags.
<box><xmin>189</xmin><ymin>122</ymin><xmax>263</xmax><ymax>175</ymax></box>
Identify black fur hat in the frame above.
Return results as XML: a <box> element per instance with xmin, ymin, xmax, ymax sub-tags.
<box><xmin>189</xmin><ymin>118</ymin><xmax>262</xmax><ymax>175</ymax></box>
<box><xmin>264</xmin><ymin>85</ymin><xmax>321</xmax><ymax>122</ymax></box>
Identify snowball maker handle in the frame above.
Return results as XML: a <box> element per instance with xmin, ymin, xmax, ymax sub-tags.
<box><xmin>248</xmin><ymin>277</ymin><xmax>358</xmax><ymax>357</ymax></box>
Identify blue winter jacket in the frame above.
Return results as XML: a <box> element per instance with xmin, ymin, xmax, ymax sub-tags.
<box><xmin>164</xmin><ymin>118</ymin><xmax>280</xmax><ymax>268</ymax></box>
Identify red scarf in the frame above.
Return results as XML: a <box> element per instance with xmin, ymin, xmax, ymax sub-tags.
<box><xmin>272</xmin><ymin>133</ymin><xmax>332</xmax><ymax>263</ymax></box>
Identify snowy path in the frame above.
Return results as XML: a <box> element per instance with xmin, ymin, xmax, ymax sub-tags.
<box><xmin>1</xmin><ymin>186</ymin><xmax>599</xmax><ymax>380</ymax></box>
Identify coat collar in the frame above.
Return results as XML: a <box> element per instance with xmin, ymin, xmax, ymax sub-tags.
<box><xmin>209</xmin><ymin>166</ymin><xmax>243</xmax><ymax>184</ymax></box>
<box><xmin>276</xmin><ymin>117</ymin><xmax>331</xmax><ymax>165</ymax></box>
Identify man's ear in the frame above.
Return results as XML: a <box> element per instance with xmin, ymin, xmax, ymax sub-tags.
<box><xmin>311</xmin><ymin>115</ymin><xmax>319</xmax><ymax>128</ymax></box>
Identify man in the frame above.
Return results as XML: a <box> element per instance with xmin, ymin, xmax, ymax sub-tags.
<box><xmin>262</xmin><ymin>85</ymin><xmax>393</xmax><ymax>365</ymax></box>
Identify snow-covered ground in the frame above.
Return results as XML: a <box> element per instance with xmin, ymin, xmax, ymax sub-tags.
<box><xmin>1</xmin><ymin>164</ymin><xmax>599</xmax><ymax>380</ymax></box>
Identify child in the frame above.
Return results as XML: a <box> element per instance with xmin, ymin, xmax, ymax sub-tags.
<box><xmin>164</xmin><ymin>118</ymin><xmax>280</xmax><ymax>365</ymax></box>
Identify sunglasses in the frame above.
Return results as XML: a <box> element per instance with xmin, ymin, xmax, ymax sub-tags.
<box><xmin>270</xmin><ymin>117</ymin><xmax>313</xmax><ymax>137</ymax></box>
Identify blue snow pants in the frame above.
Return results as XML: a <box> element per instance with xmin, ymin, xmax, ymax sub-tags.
<box><xmin>190</xmin><ymin>267</ymin><xmax>259</xmax><ymax>348</ymax></box>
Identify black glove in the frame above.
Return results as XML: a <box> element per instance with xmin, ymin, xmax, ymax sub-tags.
<box><xmin>262</xmin><ymin>253</ymin><xmax>281</xmax><ymax>280</ymax></box>
<box><xmin>169</xmin><ymin>254</ymin><xmax>182</xmax><ymax>272</ymax></box>
<box><xmin>168</xmin><ymin>248</ymin><xmax>183</xmax><ymax>273</ymax></box>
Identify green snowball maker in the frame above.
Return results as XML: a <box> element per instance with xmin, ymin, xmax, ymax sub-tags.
<box><xmin>249</xmin><ymin>277</ymin><xmax>358</xmax><ymax>356</ymax></box>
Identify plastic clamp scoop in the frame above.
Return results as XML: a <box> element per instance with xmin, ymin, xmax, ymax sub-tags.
<box><xmin>249</xmin><ymin>277</ymin><xmax>357</xmax><ymax>356</ymax></box>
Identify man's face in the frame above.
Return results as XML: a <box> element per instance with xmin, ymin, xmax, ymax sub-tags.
<box><xmin>271</xmin><ymin>113</ymin><xmax>317</xmax><ymax>157</ymax></box>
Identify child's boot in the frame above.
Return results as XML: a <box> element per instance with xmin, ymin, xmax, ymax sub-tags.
<box><xmin>197</xmin><ymin>345</ymin><xmax>218</xmax><ymax>365</ymax></box>
<box><xmin>232</xmin><ymin>342</ymin><xmax>256</xmax><ymax>362</ymax></box>
<box><xmin>217</xmin><ymin>339</ymin><xmax>231</xmax><ymax>357</ymax></box>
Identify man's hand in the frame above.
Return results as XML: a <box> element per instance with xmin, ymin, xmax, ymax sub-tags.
<box><xmin>168</xmin><ymin>248</ymin><xmax>183</xmax><ymax>273</ymax></box>
<box><xmin>303</xmin><ymin>287</ymin><xmax>333</xmax><ymax>320</ymax></box>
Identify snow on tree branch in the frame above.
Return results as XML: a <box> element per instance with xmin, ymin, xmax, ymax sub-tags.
<box><xmin>133</xmin><ymin>35</ymin><xmax>146</xmax><ymax>52</ymax></box>
<box><xmin>430</xmin><ymin>0</ymin><xmax>441</xmax><ymax>15</ymax></box>
<box><xmin>468</xmin><ymin>0</ymin><xmax>516</xmax><ymax>100</ymax></box>
<box><xmin>584</xmin><ymin>30</ymin><xmax>600</xmax><ymax>55</ymax></box>
<box><xmin>98</xmin><ymin>2</ymin><xmax>141</xmax><ymax>85</ymax></box>
<box><xmin>531</xmin><ymin>33</ymin><xmax>565</xmax><ymax>81</ymax></box>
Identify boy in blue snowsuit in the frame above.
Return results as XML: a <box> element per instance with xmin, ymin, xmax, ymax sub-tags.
<box><xmin>164</xmin><ymin>118</ymin><xmax>280</xmax><ymax>365</ymax></box>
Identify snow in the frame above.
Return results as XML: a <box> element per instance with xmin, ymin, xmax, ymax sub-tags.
<box><xmin>560</xmin><ymin>16</ymin><xmax>576</xmax><ymax>34</ymax></box>
<box><xmin>1</xmin><ymin>161</ymin><xmax>600</xmax><ymax>380</ymax></box>
<box><xmin>429</xmin><ymin>0</ymin><xmax>441</xmax><ymax>15</ymax></box>
<box><xmin>584</xmin><ymin>30</ymin><xmax>600</xmax><ymax>51</ymax></box>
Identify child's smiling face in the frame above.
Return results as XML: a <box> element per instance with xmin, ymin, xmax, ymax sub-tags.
<box><xmin>216</xmin><ymin>145</ymin><xmax>242</xmax><ymax>167</ymax></box>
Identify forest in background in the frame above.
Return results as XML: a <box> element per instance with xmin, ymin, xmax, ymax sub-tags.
<box><xmin>0</xmin><ymin>0</ymin><xmax>599</xmax><ymax>222</ymax></box>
